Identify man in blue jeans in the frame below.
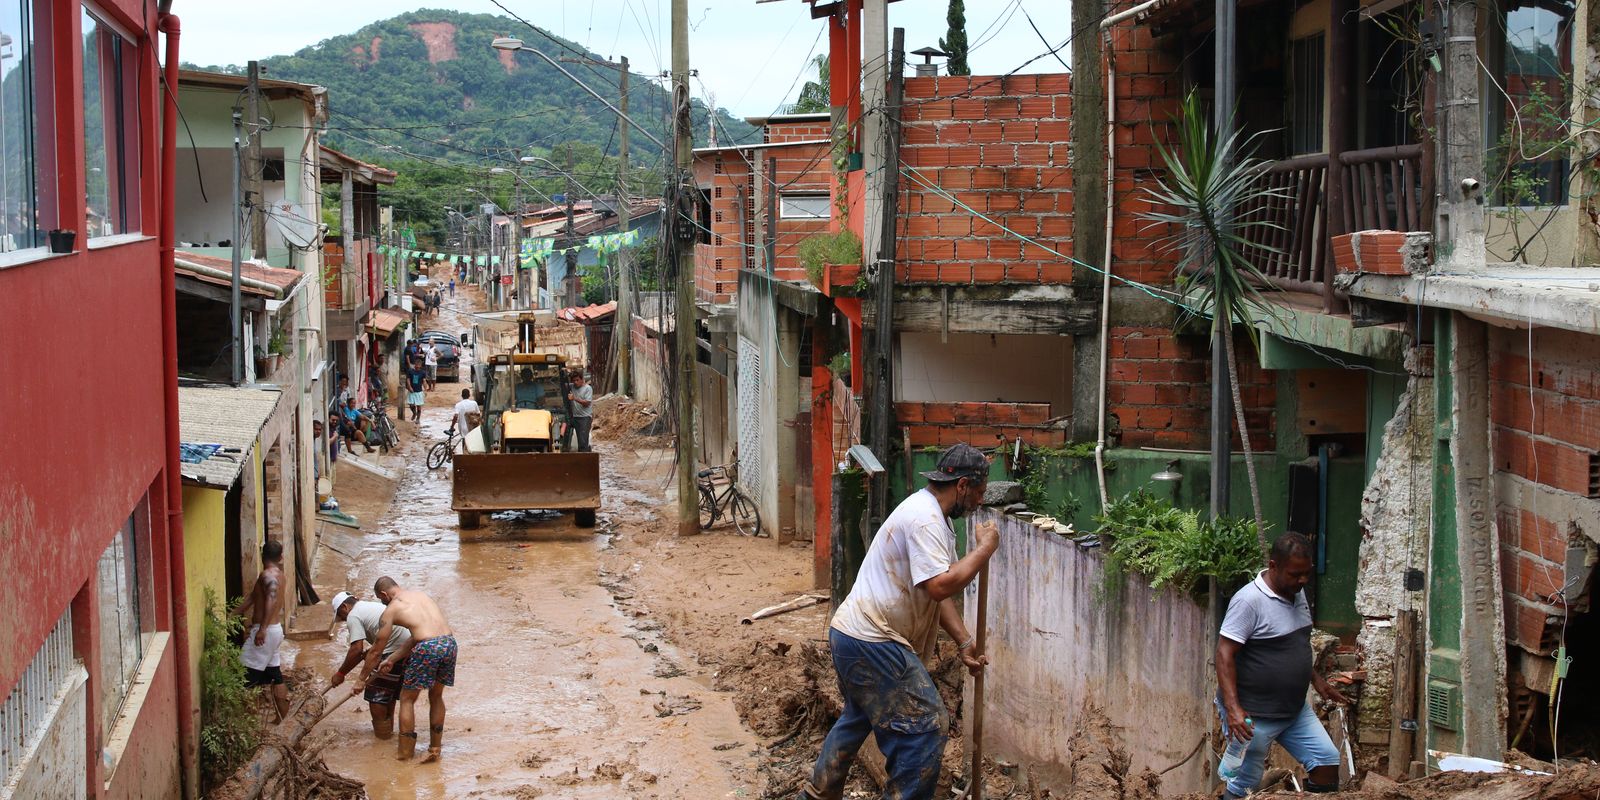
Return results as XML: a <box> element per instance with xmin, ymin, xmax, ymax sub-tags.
<box><xmin>1215</xmin><ymin>532</ymin><xmax>1349</xmax><ymax>797</ymax></box>
<box><xmin>800</xmin><ymin>443</ymin><xmax>998</xmax><ymax>799</ymax></box>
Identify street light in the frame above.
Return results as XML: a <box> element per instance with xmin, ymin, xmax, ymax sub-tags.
<box><xmin>516</xmin><ymin>155</ymin><xmax>607</xmax><ymax>203</ymax></box>
<box><xmin>490</xmin><ymin>37</ymin><xmax>666</xmax><ymax>150</ymax></box>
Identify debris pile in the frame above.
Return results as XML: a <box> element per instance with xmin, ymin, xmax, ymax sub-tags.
<box><xmin>591</xmin><ymin>393</ymin><xmax>666</xmax><ymax>448</ymax></box>
<box><xmin>1060</xmin><ymin>702</ymin><xmax>1163</xmax><ymax>800</ymax></box>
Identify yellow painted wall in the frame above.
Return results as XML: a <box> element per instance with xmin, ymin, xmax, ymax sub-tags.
<box><xmin>180</xmin><ymin>484</ymin><xmax>228</xmax><ymax>712</ymax></box>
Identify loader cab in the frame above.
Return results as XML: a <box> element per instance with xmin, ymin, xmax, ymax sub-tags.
<box><xmin>480</xmin><ymin>352</ymin><xmax>575</xmax><ymax>453</ymax></box>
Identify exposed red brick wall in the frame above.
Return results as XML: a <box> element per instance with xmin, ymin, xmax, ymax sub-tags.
<box><xmin>1489</xmin><ymin>327</ymin><xmax>1600</xmax><ymax>654</ymax></box>
<box><xmin>1103</xmin><ymin>327</ymin><xmax>1276</xmax><ymax>450</ymax></box>
<box><xmin>760</xmin><ymin>143</ymin><xmax>833</xmax><ymax>284</ymax></box>
<box><xmin>897</xmin><ymin>74</ymin><xmax>1074</xmax><ymax>285</ymax></box>
<box><xmin>692</xmin><ymin>152</ymin><xmax>752</xmax><ymax>303</ymax></box>
<box><xmin>897</xmin><ymin>401</ymin><xmax>1065</xmax><ymax>448</ymax></box>
<box><xmin>1106</xmin><ymin>14</ymin><xmax>1184</xmax><ymax>288</ymax></box>
<box><xmin>765</xmin><ymin>118</ymin><xmax>833</xmax><ymax>143</ymax></box>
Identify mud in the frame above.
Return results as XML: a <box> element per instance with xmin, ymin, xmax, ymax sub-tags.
<box><xmin>281</xmin><ymin>277</ymin><xmax>764</xmax><ymax>799</ymax></box>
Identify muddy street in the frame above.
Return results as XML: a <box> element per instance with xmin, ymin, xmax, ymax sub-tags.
<box><xmin>282</xmin><ymin>283</ymin><xmax>769</xmax><ymax>799</ymax></box>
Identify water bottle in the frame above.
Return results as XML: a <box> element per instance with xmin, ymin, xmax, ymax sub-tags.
<box><xmin>1219</xmin><ymin>718</ymin><xmax>1251</xmax><ymax>779</ymax></box>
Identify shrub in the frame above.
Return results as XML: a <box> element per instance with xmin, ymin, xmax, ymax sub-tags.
<box><xmin>1095</xmin><ymin>490</ymin><xmax>1264</xmax><ymax>595</ymax></box>
<box><xmin>199</xmin><ymin>589</ymin><xmax>258</xmax><ymax>791</ymax></box>
<box><xmin>797</xmin><ymin>229</ymin><xmax>862</xmax><ymax>287</ymax></box>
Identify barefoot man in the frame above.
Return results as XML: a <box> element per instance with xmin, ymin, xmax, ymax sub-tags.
<box><xmin>235</xmin><ymin>539</ymin><xmax>290</xmax><ymax>721</ymax></box>
<box><xmin>354</xmin><ymin>577</ymin><xmax>457</xmax><ymax>762</ymax></box>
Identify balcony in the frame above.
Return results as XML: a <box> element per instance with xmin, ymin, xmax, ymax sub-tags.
<box><xmin>1235</xmin><ymin>144</ymin><xmax>1426</xmax><ymax>313</ymax></box>
<box><xmin>323</xmin><ymin>239</ymin><xmax>372</xmax><ymax>341</ymax></box>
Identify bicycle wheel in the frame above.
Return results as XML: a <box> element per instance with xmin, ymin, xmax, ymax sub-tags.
<box><xmin>426</xmin><ymin>441</ymin><xmax>449</xmax><ymax>470</ymax></box>
<box><xmin>698</xmin><ymin>487</ymin><xmax>717</xmax><ymax>530</ymax></box>
<box><xmin>732</xmin><ymin>492</ymin><xmax>762</xmax><ymax>537</ymax></box>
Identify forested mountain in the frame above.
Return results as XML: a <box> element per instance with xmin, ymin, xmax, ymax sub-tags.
<box><xmin>187</xmin><ymin>8</ymin><xmax>755</xmax><ymax>178</ymax></box>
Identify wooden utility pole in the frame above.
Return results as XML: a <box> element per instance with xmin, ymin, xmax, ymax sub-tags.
<box><xmin>866</xmin><ymin>30</ymin><xmax>906</xmax><ymax>523</ymax></box>
<box><xmin>245</xmin><ymin>61</ymin><xmax>266</xmax><ymax>260</ymax></box>
<box><xmin>671</xmin><ymin>0</ymin><xmax>700</xmax><ymax>535</ymax></box>
<box><xmin>616</xmin><ymin>56</ymin><xmax>632</xmax><ymax>396</ymax></box>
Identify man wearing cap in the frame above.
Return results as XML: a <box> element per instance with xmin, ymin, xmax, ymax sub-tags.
<box><xmin>329</xmin><ymin>591</ymin><xmax>414</xmax><ymax>739</ymax></box>
<box><xmin>801</xmin><ymin>442</ymin><xmax>1001</xmax><ymax>800</ymax></box>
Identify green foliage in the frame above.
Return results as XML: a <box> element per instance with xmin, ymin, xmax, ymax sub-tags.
<box><xmin>1017</xmin><ymin>449</ymin><xmax>1084</xmax><ymax>523</ymax></box>
<box><xmin>827</xmin><ymin>351</ymin><xmax>850</xmax><ymax>378</ymax></box>
<box><xmin>198</xmin><ymin>589</ymin><xmax>257</xmax><ymax>791</ymax></box>
<box><xmin>798</xmin><ymin>229</ymin><xmax>863</xmax><ymax>287</ymax></box>
<box><xmin>792</xmin><ymin>55</ymin><xmax>830</xmax><ymax>113</ymax></box>
<box><xmin>940</xmin><ymin>0</ymin><xmax>970</xmax><ymax>77</ymax></box>
<box><xmin>1094</xmin><ymin>491</ymin><xmax>1265</xmax><ymax>596</ymax></box>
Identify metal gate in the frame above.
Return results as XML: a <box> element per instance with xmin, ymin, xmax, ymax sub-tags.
<box><xmin>736</xmin><ymin>334</ymin><xmax>763</xmax><ymax>503</ymax></box>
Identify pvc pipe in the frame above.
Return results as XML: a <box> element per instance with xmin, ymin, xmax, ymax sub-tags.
<box><xmin>158</xmin><ymin>12</ymin><xmax>199</xmax><ymax>797</ymax></box>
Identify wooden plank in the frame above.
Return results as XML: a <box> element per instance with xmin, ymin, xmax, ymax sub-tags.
<box><xmin>1296</xmin><ymin>368</ymin><xmax>1369</xmax><ymax>435</ymax></box>
<box><xmin>1388</xmin><ymin>609</ymin><xmax>1420</xmax><ymax>778</ymax></box>
<box><xmin>863</xmin><ymin>299</ymin><xmax>1097</xmax><ymax>336</ymax></box>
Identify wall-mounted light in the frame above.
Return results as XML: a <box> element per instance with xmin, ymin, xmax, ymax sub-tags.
<box><xmin>1151</xmin><ymin>459</ymin><xmax>1182</xmax><ymax>484</ymax></box>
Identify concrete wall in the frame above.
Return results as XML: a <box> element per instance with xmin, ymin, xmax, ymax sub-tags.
<box><xmin>895</xmin><ymin>332</ymin><xmax>1073</xmax><ymax>409</ymax></box>
<box><xmin>5</xmin><ymin>668</ymin><xmax>87</xmax><ymax>800</ymax></box>
<box><xmin>965</xmin><ymin>508</ymin><xmax>1212</xmax><ymax>793</ymax></box>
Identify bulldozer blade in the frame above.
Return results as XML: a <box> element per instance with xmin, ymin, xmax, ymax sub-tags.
<box><xmin>451</xmin><ymin>452</ymin><xmax>602</xmax><ymax>511</ymax></box>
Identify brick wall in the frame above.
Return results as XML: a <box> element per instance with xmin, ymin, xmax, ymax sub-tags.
<box><xmin>897</xmin><ymin>401</ymin><xmax>1066</xmax><ymax>448</ymax></box>
<box><xmin>760</xmin><ymin>143</ymin><xmax>833</xmax><ymax>284</ymax></box>
<box><xmin>1489</xmin><ymin>327</ymin><xmax>1600</xmax><ymax>654</ymax></box>
<box><xmin>765</xmin><ymin>118</ymin><xmax>832</xmax><ymax>143</ymax></box>
<box><xmin>1104</xmin><ymin>327</ymin><xmax>1276</xmax><ymax>450</ymax></box>
<box><xmin>897</xmin><ymin>74</ymin><xmax>1074</xmax><ymax>285</ymax></box>
<box><xmin>1106</xmin><ymin>16</ymin><xmax>1184</xmax><ymax>287</ymax></box>
<box><xmin>693</xmin><ymin>152</ymin><xmax>752</xmax><ymax>303</ymax></box>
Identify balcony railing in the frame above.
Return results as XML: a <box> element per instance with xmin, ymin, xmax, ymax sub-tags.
<box><xmin>1235</xmin><ymin>144</ymin><xmax>1425</xmax><ymax>312</ymax></box>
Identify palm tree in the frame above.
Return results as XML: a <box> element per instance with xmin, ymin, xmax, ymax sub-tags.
<box><xmin>1139</xmin><ymin>91</ymin><xmax>1283</xmax><ymax>550</ymax></box>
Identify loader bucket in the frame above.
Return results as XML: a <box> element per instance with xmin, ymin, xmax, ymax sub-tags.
<box><xmin>451</xmin><ymin>452</ymin><xmax>602</xmax><ymax>512</ymax></box>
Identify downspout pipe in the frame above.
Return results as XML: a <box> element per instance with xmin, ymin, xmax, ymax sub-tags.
<box><xmin>158</xmin><ymin>12</ymin><xmax>198</xmax><ymax>798</ymax></box>
<box><xmin>1094</xmin><ymin>0</ymin><xmax>1163</xmax><ymax>511</ymax></box>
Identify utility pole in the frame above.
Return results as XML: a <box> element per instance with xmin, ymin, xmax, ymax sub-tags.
<box><xmin>671</xmin><ymin>0</ymin><xmax>700</xmax><ymax>535</ymax></box>
<box><xmin>245</xmin><ymin>61</ymin><xmax>266</xmax><ymax>260</ymax></box>
<box><xmin>564</xmin><ymin>146</ymin><xmax>580</xmax><ymax>308</ymax></box>
<box><xmin>230</xmin><ymin>103</ymin><xmax>244</xmax><ymax>385</ymax></box>
<box><xmin>866</xmin><ymin>30</ymin><xmax>905</xmax><ymax>524</ymax></box>
<box><xmin>1209</xmin><ymin>0</ymin><xmax>1236</xmax><ymax>522</ymax></box>
<box><xmin>616</xmin><ymin>56</ymin><xmax>632</xmax><ymax>396</ymax></box>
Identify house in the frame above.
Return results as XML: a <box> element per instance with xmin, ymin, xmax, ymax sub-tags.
<box><xmin>319</xmin><ymin>145</ymin><xmax>398</xmax><ymax>408</ymax></box>
<box><xmin>520</xmin><ymin>197</ymin><xmax>663</xmax><ymax>311</ymax></box>
<box><xmin>0</xmin><ymin>2</ymin><xmax>195</xmax><ymax>796</ymax></box>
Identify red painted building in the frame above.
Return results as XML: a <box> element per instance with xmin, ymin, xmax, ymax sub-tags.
<box><xmin>0</xmin><ymin>1</ymin><xmax>195</xmax><ymax>796</ymax></box>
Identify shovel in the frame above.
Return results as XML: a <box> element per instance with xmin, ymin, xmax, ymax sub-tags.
<box><xmin>958</xmin><ymin>562</ymin><xmax>990</xmax><ymax>800</ymax></box>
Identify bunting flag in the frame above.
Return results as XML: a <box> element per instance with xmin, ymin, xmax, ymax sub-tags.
<box><xmin>585</xmin><ymin>229</ymin><xmax>640</xmax><ymax>255</ymax></box>
<box><xmin>520</xmin><ymin>237</ymin><xmax>555</xmax><ymax>268</ymax></box>
<box><xmin>476</xmin><ymin>255</ymin><xmax>487</xmax><ymax>266</ymax></box>
<box><xmin>491</xmin><ymin>255</ymin><xmax>501</xmax><ymax>266</ymax></box>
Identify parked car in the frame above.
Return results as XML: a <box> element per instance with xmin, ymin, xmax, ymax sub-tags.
<box><xmin>415</xmin><ymin>331</ymin><xmax>463</xmax><ymax>382</ymax></box>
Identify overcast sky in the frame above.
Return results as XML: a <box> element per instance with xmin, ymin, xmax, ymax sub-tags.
<box><xmin>176</xmin><ymin>0</ymin><xmax>1072</xmax><ymax>119</ymax></box>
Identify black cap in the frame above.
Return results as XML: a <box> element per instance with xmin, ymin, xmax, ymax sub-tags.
<box><xmin>920</xmin><ymin>442</ymin><xmax>989</xmax><ymax>483</ymax></box>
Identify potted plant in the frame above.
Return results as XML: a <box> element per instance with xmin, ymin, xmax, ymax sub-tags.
<box><xmin>798</xmin><ymin>229</ymin><xmax>863</xmax><ymax>297</ymax></box>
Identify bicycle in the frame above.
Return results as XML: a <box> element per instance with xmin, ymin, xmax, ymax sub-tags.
<box><xmin>426</xmin><ymin>423</ymin><xmax>461</xmax><ymax>470</ymax></box>
<box><xmin>365</xmin><ymin>397</ymin><xmax>400</xmax><ymax>454</ymax></box>
<box><xmin>696</xmin><ymin>462</ymin><xmax>763</xmax><ymax>537</ymax></box>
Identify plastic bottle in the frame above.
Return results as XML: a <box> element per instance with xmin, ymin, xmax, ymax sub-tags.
<box><xmin>1218</xmin><ymin>718</ymin><xmax>1251</xmax><ymax>779</ymax></box>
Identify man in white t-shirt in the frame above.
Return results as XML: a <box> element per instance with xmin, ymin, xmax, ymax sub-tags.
<box><xmin>801</xmin><ymin>442</ymin><xmax>1000</xmax><ymax>800</ymax></box>
<box><xmin>423</xmin><ymin>343</ymin><xmax>439</xmax><ymax>390</ymax></box>
<box><xmin>329</xmin><ymin>591</ymin><xmax>414</xmax><ymax>738</ymax></box>
<box><xmin>452</xmin><ymin>389</ymin><xmax>480</xmax><ymax>441</ymax></box>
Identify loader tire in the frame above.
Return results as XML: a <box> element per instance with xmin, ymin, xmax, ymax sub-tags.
<box><xmin>458</xmin><ymin>510</ymin><xmax>481</xmax><ymax>529</ymax></box>
<box><xmin>574</xmin><ymin>509</ymin><xmax>597</xmax><ymax>528</ymax></box>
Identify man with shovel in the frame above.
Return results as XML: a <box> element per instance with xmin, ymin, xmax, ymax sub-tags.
<box><xmin>329</xmin><ymin>591</ymin><xmax>413</xmax><ymax>739</ymax></box>
<box><xmin>801</xmin><ymin>442</ymin><xmax>999</xmax><ymax>800</ymax></box>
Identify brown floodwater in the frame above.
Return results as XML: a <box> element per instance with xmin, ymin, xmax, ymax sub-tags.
<box><xmin>282</xmin><ymin>286</ymin><xmax>762</xmax><ymax>799</ymax></box>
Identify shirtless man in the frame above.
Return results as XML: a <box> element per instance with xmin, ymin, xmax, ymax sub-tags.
<box><xmin>235</xmin><ymin>539</ymin><xmax>290</xmax><ymax>720</ymax></box>
<box><xmin>354</xmin><ymin>577</ymin><xmax>458</xmax><ymax>762</ymax></box>
<box><xmin>329</xmin><ymin>591</ymin><xmax>413</xmax><ymax>739</ymax></box>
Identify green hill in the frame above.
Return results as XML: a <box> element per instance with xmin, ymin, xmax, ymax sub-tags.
<box><xmin>186</xmin><ymin>8</ymin><xmax>756</xmax><ymax>169</ymax></box>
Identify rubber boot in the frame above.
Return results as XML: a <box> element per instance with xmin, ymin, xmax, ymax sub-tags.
<box><xmin>397</xmin><ymin>730</ymin><xmax>417</xmax><ymax>760</ymax></box>
<box><xmin>421</xmin><ymin>725</ymin><xmax>443</xmax><ymax>763</ymax></box>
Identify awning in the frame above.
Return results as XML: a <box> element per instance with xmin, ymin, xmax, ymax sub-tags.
<box><xmin>178</xmin><ymin>384</ymin><xmax>283</xmax><ymax>488</ymax></box>
<box><xmin>367</xmin><ymin>308</ymin><xmax>409</xmax><ymax>337</ymax></box>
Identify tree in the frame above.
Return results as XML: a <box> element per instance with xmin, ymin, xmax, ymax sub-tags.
<box><xmin>940</xmin><ymin>0</ymin><xmax>970</xmax><ymax>76</ymax></box>
<box><xmin>793</xmin><ymin>55</ymin><xmax>830</xmax><ymax>113</ymax></box>
<box><xmin>1139</xmin><ymin>92</ymin><xmax>1281</xmax><ymax>547</ymax></box>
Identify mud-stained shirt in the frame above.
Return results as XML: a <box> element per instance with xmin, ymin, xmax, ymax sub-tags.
<box><xmin>346</xmin><ymin>600</ymin><xmax>413</xmax><ymax>660</ymax></box>
<box><xmin>830</xmin><ymin>488</ymin><xmax>955</xmax><ymax>661</ymax></box>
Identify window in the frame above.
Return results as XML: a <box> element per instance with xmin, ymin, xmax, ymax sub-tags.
<box><xmin>1489</xmin><ymin>0</ymin><xmax>1575</xmax><ymax>206</ymax></box>
<box><xmin>0</xmin><ymin>0</ymin><xmax>51</xmax><ymax>253</ymax></box>
<box><xmin>82</xmin><ymin>6</ymin><xmax>139</xmax><ymax>237</ymax></box>
<box><xmin>1287</xmin><ymin>34</ymin><xmax>1325</xmax><ymax>156</ymax></box>
<box><xmin>780</xmin><ymin>193</ymin><xmax>831</xmax><ymax>220</ymax></box>
<box><xmin>96</xmin><ymin>505</ymin><xmax>152</xmax><ymax>738</ymax></box>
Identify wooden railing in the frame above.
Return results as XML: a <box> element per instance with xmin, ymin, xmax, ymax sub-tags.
<box><xmin>1337</xmin><ymin>144</ymin><xmax>1425</xmax><ymax>234</ymax></box>
<box><xmin>1234</xmin><ymin>144</ymin><xmax>1425</xmax><ymax>312</ymax></box>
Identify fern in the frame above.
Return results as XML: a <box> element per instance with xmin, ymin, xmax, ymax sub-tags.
<box><xmin>1095</xmin><ymin>491</ymin><xmax>1264</xmax><ymax>596</ymax></box>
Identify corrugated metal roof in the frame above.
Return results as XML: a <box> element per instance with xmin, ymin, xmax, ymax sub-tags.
<box><xmin>178</xmin><ymin>385</ymin><xmax>283</xmax><ymax>488</ymax></box>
